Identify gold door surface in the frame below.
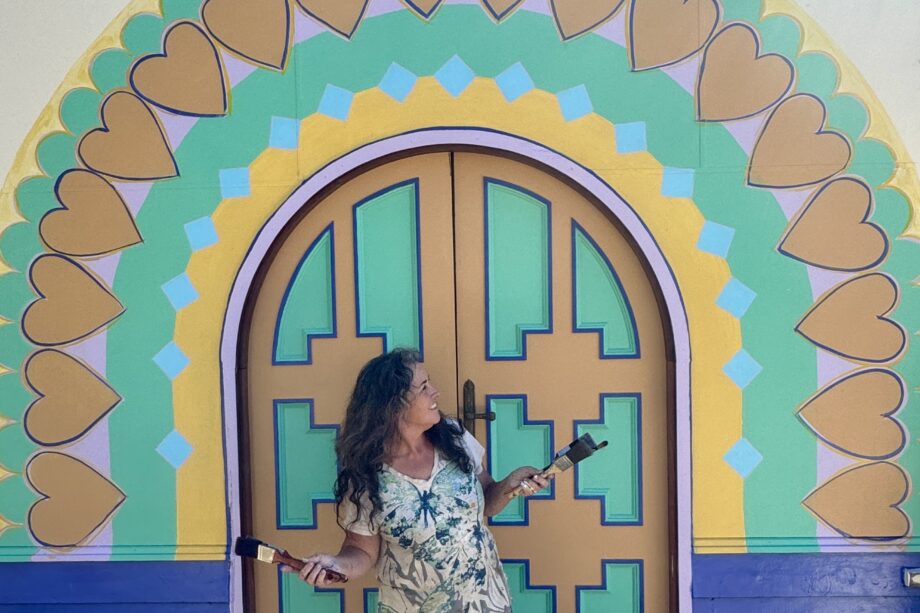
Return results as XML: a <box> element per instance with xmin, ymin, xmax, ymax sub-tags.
<box><xmin>241</xmin><ymin>151</ymin><xmax>673</xmax><ymax>612</ymax></box>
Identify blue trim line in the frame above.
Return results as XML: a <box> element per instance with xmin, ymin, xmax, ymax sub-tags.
<box><xmin>747</xmin><ymin>93</ymin><xmax>853</xmax><ymax>189</ymax></box>
<box><xmin>129</xmin><ymin>21</ymin><xmax>229</xmax><ymax>118</ymax></box>
<box><xmin>628</xmin><ymin>0</ymin><xmax>721</xmax><ymax>71</ymax></box>
<box><xmin>483</xmin><ymin>177</ymin><xmax>553</xmax><ymax>361</ymax></box>
<box><xmin>276</xmin><ymin>565</ymin><xmax>344</xmax><ymax>611</ymax></box>
<box><xmin>796</xmin><ymin>367</ymin><xmax>906</xmax><ymax>460</ymax></box>
<box><xmin>363</xmin><ymin>587</ymin><xmax>379</xmax><ymax>612</ymax></box>
<box><xmin>272</xmin><ymin>398</ymin><xmax>339</xmax><ymax>530</ymax></box>
<box><xmin>575</xmin><ymin>558</ymin><xmax>644</xmax><ymax>613</ymax></box>
<box><xmin>0</xmin><ymin>561</ymin><xmax>229</xmax><ymax>604</ymax></box>
<box><xmin>271</xmin><ymin>224</ymin><xmax>337</xmax><ymax>365</ymax></box>
<box><xmin>574</xmin><ymin>393</ymin><xmax>643</xmax><ymax>526</ymax></box>
<box><xmin>570</xmin><ymin>219</ymin><xmax>641</xmax><ymax>359</ymax></box>
<box><xmin>352</xmin><ymin>178</ymin><xmax>424</xmax><ymax>359</ymax></box>
<box><xmin>204</xmin><ymin>0</ymin><xmax>292</xmax><ymax>70</ymax></box>
<box><xmin>551</xmin><ymin>0</ymin><xmax>625</xmax><ymax>41</ymax></box>
<box><xmin>403</xmin><ymin>0</ymin><xmax>444</xmax><ymax>19</ymax></box>
<box><xmin>482</xmin><ymin>0</ymin><xmax>525</xmax><ymax>22</ymax></box>
<box><xmin>502</xmin><ymin>558</ymin><xmax>557</xmax><ymax>610</ymax></box>
<box><xmin>297</xmin><ymin>0</ymin><xmax>369</xmax><ymax>39</ymax></box>
<box><xmin>777</xmin><ymin>176</ymin><xmax>889</xmax><ymax>271</ymax></box>
<box><xmin>696</xmin><ymin>22</ymin><xmax>795</xmax><ymax>122</ymax></box>
<box><xmin>794</xmin><ymin>272</ymin><xmax>905</xmax><ymax>363</ymax></box>
<box><xmin>693</xmin><ymin>552</ymin><xmax>920</xmax><ymax>598</ymax></box>
<box><xmin>484</xmin><ymin>393</ymin><xmax>555</xmax><ymax>526</ymax></box>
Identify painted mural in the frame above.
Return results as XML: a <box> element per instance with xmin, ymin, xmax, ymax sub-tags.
<box><xmin>0</xmin><ymin>0</ymin><xmax>918</xmax><ymax>610</ymax></box>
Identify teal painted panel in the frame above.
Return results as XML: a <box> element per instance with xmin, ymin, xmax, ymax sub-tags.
<box><xmin>275</xmin><ymin>400</ymin><xmax>337</xmax><ymax>528</ymax></box>
<box><xmin>280</xmin><ymin>571</ymin><xmax>343</xmax><ymax>612</ymax></box>
<box><xmin>576</xmin><ymin>395</ymin><xmax>641</xmax><ymax>524</ymax></box>
<box><xmin>577</xmin><ymin>561</ymin><xmax>643</xmax><ymax>613</ymax></box>
<box><xmin>485</xmin><ymin>179</ymin><xmax>551</xmax><ymax>359</ymax></box>
<box><xmin>572</xmin><ymin>221</ymin><xmax>639</xmax><ymax>358</ymax></box>
<box><xmin>274</xmin><ymin>226</ymin><xmax>336</xmax><ymax>364</ymax></box>
<box><xmin>353</xmin><ymin>180</ymin><xmax>422</xmax><ymax>353</ymax></box>
<box><xmin>487</xmin><ymin>396</ymin><xmax>553</xmax><ymax>524</ymax></box>
<box><xmin>365</xmin><ymin>588</ymin><xmax>378</xmax><ymax>611</ymax></box>
<box><xmin>504</xmin><ymin>561</ymin><xmax>554</xmax><ymax>612</ymax></box>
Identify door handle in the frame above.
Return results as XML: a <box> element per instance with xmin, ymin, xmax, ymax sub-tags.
<box><xmin>462</xmin><ymin>379</ymin><xmax>495</xmax><ymax>436</ymax></box>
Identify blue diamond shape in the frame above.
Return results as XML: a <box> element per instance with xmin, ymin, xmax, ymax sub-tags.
<box><xmin>318</xmin><ymin>85</ymin><xmax>354</xmax><ymax>120</ymax></box>
<box><xmin>557</xmin><ymin>85</ymin><xmax>593</xmax><ymax>121</ymax></box>
<box><xmin>153</xmin><ymin>342</ymin><xmax>189</xmax><ymax>380</ymax></box>
<box><xmin>184</xmin><ymin>217</ymin><xmax>218</xmax><ymax>251</ymax></box>
<box><xmin>723</xmin><ymin>349</ymin><xmax>762</xmax><ymax>389</ymax></box>
<box><xmin>269</xmin><ymin>116</ymin><xmax>299</xmax><ymax>149</ymax></box>
<box><xmin>661</xmin><ymin>167</ymin><xmax>695</xmax><ymax>198</ymax></box>
<box><xmin>616</xmin><ymin>122</ymin><xmax>647</xmax><ymax>153</ymax></box>
<box><xmin>157</xmin><ymin>430</ymin><xmax>193</xmax><ymax>469</ymax></box>
<box><xmin>724</xmin><ymin>438</ymin><xmax>763</xmax><ymax>478</ymax></box>
<box><xmin>697</xmin><ymin>221</ymin><xmax>735</xmax><ymax>258</ymax></box>
<box><xmin>380</xmin><ymin>63</ymin><xmax>417</xmax><ymax>102</ymax></box>
<box><xmin>219</xmin><ymin>167</ymin><xmax>250</xmax><ymax>199</ymax></box>
<box><xmin>717</xmin><ymin>278</ymin><xmax>757</xmax><ymax>318</ymax></box>
<box><xmin>435</xmin><ymin>55</ymin><xmax>475</xmax><ymax>97</ymax></box>
<box><xmin>161</xmin><ymin>272</ymin><xmax>199</xmax><ymax>311</ymax></box>
<box><xmin>496</xmin><ymin>62</ymin><xmax>534</xmax><ymax>102</ymax></box>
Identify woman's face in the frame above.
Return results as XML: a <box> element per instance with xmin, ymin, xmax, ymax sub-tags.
<box><xmin>402</xmin><ymin>363</ymin><xmax>441</xmax><ymax>429</ymax></box>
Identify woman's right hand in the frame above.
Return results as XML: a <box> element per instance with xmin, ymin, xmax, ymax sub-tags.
<box><xmin>284</xmin><ymin>552</ymin><xmax>345</xmax><ymax>586</ymax></box>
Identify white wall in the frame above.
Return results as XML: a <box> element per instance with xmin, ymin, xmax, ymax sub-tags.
<box><xmin>0</xmin><ymin>0</ymin><xmax>918</xmax><ymax>186</ymax></box>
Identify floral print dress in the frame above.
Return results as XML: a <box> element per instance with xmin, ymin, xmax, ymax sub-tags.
<box><xmin>340</xmin><ymin>432</ymin><xmax>512</xmax><ymax>612</ymax></box>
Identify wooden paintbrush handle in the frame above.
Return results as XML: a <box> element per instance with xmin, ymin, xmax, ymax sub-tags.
<box><xmin>275</xmin><ymin>550</ymin><xmax>348</xmax><ymax>583</ymax></box>
<box><xmin>507</xmin><ymin>465</ymin><xmax>562</xmax><ymax>498</ymax></box>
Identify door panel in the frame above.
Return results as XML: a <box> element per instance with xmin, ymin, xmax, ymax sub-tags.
<box><xmin>453</xmin><ymin>153</ymin><xmax>670</xmax><ymax>612</ymax></box>
<box><xmin>243</xmin><ymin>151</ymin><xmax>672</xmax><ymax>612</ymax></box>
<box><xmin>245</xmin><ymin>154</ymin><xmax>457</xmax><ymax>611</ymax></box>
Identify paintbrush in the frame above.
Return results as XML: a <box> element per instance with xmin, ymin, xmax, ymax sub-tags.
<box><xmin>233</xmin><ymin>536</ymin><xmax>348</xmax><ymax>583</ymax></box>
<box><xmin>508</xmin><ymin>432</ymin><xmax>608</xmax><ymax>498</ymax></box>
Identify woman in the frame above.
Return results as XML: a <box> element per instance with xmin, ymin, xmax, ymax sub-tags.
<box><xmin>288</xmin><ymin>348</ymin><xmax>550</xmax><ymax>611</ymax></box>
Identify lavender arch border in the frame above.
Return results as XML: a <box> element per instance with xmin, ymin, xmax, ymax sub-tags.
<box><xmin>220</xmin><ymin>128</ymin><xmax>693</xmax><ymax>611</ymax></box>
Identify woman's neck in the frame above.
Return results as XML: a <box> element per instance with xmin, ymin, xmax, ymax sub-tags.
<box><xmin>390</xmin><ymin>423</ymin><xmax>432</xmax><ymax>459</ymax></box>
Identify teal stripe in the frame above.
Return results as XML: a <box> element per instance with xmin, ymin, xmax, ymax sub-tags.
<box><xmin>577</xmin><ymin>561</ymin><xmax>642</xmax><ymax>613</ymax></box>
<box><xmin>485</xmin><ymin>180</ymin><xmax>551</xmax><ymax>359</ymax></box>
<box><xmin>353</xmin><ymin>181</ymin><xmax>422</xmax><ymax>352</ymax></box>
<box><xmin>572</xmin><ymin>223</ymin><xmax>639</xmax><ymax>357</ymax></box>
<box><xmin>274</xmin><ymin>227</ymin><xmax>335</xmax><ymax>363</ymax></box>
<box><xmin>280</xmin><ymin>571</ymin><xmax>342</xmax><ymax>612</ymax></box>
<box><xmin>504</xmin><ymin>561</ymin><xmax>554</xmax><ymax>612</ymax></box>
<box><xmin>275</xmin><ymin>401</ymin><xmax>337</xmax><ymax>528</ymax></box>
<box><xmin>487</xmin><ymin>396</ymin><xmax>552</xmax><ymax>524</ymax></box>
<box><xmin>577</xmin><ymin>396</ymin><xmax>640</xmax><ymax>524</ymax></box>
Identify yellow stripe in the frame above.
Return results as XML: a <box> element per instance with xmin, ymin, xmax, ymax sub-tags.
<box><xmin>176</xmin><ymin>78</ymin><xmax>743</xmax><ymax>556</ymax></box>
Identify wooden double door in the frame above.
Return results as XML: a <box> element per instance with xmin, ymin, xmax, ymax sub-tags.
<box><xmin>241</xmin><ymin>152</ymin><xmax>674</xmax><ymax>612</ymax></box>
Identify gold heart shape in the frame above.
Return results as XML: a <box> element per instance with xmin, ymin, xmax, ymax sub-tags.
<box><xmin>779</xmin><ymin>177</ymin><xmax>888</xmax><ymax>271</ymax></box>
<box><xmin>203</xmin><ymin>0</ymin><xmax>291</xmax><ymax>70</ymax></box>
<box><xmin>796</xmin><ymin>273</ymin><xmax>906</xmax><ymax>364</ymax></box>
<box><xmin>130</xmin><ymin>21</ymin><xmax>228</xmax><ymax>117</ymax></box>
<box><xmin>402</xmin><ymin>0</ymin><xmax>443</xmax><ymax>19</ymax></box>
<box><xmin>481</xmin><ymin>0</ymin><xmax>524</xmax><ymax>22</ymax></box>
<box><xmin>629</xmin><ymin>0</ymin><xmax>720</xmax><ymax>71</ymax></box>
<box><xmin>798</xmin><ymin>369</ymin><xmax>905</xmax><ymax>459</ymax></box>
<box><xmin>697</xmin><ymin>22</ymin><xmax>794</xmax><ymax>121</ymax></box>
<box><xmin>24</xmin><ymin>349</ymin><xmax>121</xmax><ymax>447</ymax></box>
<box><xmin>748</xmin><ymin>94</ymin><xmax>851</xmax><ymax>188</ymax></box>
<box><xmin>550</xmin><ymin>0</ymin><xmax>625</xmax><ymax>39</ymax></box>
<box><xmin>27</xmin><ymin>452</ymin><xmax>125</xmax><ymax>548</ymax></box>
<box><xmin>77</xmin><ymin>91</ymin><xmax>178</xmax><ymax>181</ymax></box>
<box><xmin>295</xmin><ymin>0</ymin><xmax>368</xmax><ymax>38</ymax></box>
<box><xmin>803</xmin><ymin>461</ymin><xmax>909</xmax><ymax>541</ymax></box>
<box><xmin>22</xmin><ymin>255</ymin><xmax>124</xmax><ymax>347</ymax></box>
<box><xmin>40</xmin><ymin>169</ymin><xmax>142</xmax><ymax>257</ymax></box>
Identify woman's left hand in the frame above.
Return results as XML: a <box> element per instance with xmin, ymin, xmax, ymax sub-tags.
<box><xmin>503</xmin><ymin>466</ymin><xmax>552</xmax><ymax>497</ymax></box>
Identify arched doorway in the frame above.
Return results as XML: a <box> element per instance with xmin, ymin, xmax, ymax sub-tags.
<box><xmin>236</xmin><ymin>148</ymin><xmax>677</xmax><ymax>612</ymax></box>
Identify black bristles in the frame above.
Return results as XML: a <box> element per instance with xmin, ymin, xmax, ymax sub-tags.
<box><xmin>234</xmin><ymin>536</ymin><xmax>264</xmax><ymax>558</ymax></box>
<box><xmin>563</xmin><ymin>433</ymin><xmax>609</xmax><ymax>464</ymax></box>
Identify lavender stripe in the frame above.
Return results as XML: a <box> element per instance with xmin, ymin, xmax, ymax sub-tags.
<box><xmin>593</xmin><ymin>10</ymin><xmax>627</xmax><ymax>47</ymax></box>
<box><xmin>64</xmin><ymin>329</ymin><xmax>108</xmax><ymax>378</ymax></box>
<box><xmin>112</xmin><ymin>182</ymin><xmax>154</xmax><ymax>218</ymax></box>
<box><xmin>222</xmin><ymin>51</ymin><xmax>257</xmax><ymax>88</ymax></box>
<box><xmin>81</xmin><ymin>253</ymin><xmax>121</xmax><ymax>290</ymax></box>
<box><xmin>155</xmin><ymin>108</ymin><xmax>198</xmax><ymax>152</ymax></box>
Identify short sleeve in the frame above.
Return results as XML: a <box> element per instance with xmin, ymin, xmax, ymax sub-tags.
<box><xmin>462</xmin><ymin>430</ymin><xmax>485</xmax><ymax>475</ymax></box>
<box><xmin>337</xmin><ymin>492</ymin><xmax>377</xmax><ymax>536</ymax></box>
